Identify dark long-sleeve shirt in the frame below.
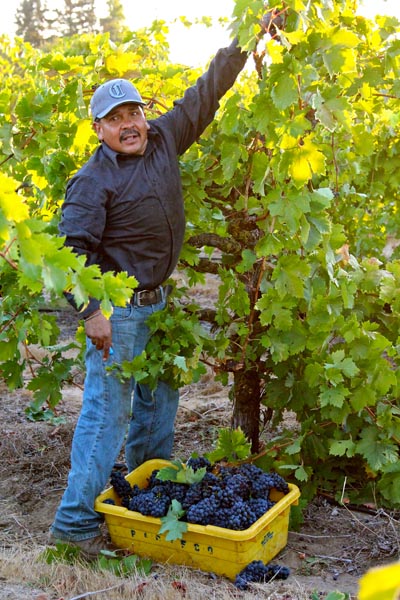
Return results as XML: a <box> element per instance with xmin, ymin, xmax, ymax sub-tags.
<box><xmin>59</xmin><ymin>38</ymin><xmax>248</xmax><ymax>317</ymax></box>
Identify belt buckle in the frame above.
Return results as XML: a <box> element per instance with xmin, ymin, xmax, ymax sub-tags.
<box><xmin>135</xmin><ymin>286</ymin><xmax>162</xmax><ymax>306</ymax></box>
<box><xmin>135</xmin><ymin>290</ymin><xmax>148</xmax><ymax>307</ymax></box>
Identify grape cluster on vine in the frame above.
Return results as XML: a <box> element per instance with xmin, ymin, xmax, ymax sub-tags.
<box><xmin>107</xmin><ymin>457</ymin><xmax>289</xmax><ymax>530</ymax></box>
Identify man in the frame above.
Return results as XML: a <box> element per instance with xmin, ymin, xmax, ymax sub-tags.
<box><xmin>50</xmin><ymin>14</ymin><xmax>281</xmax><ymax>558</ymax></box>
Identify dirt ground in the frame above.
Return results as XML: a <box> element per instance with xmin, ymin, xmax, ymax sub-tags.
<box><xmin>0</xmin><ymin>304</ymin><xmax>399</xmax><ymax>600</ymax></box>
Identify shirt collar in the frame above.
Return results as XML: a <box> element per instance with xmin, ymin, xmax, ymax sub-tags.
<box><xmin>100</xmin><ymin>141</ymin><xmax>120</xmax><ymax>167</ymax></box>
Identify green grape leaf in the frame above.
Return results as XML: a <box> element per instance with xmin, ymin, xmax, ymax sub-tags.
<box><xmin>156</xmin><ymin>460</ymin><xmax>206</xmax><ymax>485</ymax></box>
<box><xmin>158</xmin><ymin>500</ymin><xmax>188</xmax><ymax>541</ymax></box>
<box><xmin>205</xmin><ymin>427</ymin><xmax>251</xmax><ymax>463</ymax></box>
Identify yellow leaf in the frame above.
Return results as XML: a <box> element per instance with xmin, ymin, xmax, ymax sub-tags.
<box><xmin>280</xmin><ymin>133</ymin><xmax>297</xmax><ymax>150</ymax></box>
<box><xmin>289</xmin><ymin>137</ymin><xmax>326</xmax><ymax>187</ymax></box>
<box><xmin>358</xmin><ymin>562</ymin><xmax>400</xmax><ymax>600</ymax></box>
<box><xmin>72</xmin><ymin>119</ymin><xmax>96</xmax><ymax>152</ymax></box>
<box><xmin>283</xmin><ymin>30</ymin><xmax>306</xmax><ymax>46</ymax></box>
<box><xmin>105</xmin><ymin>52</ymin><xmax>142</xmax><ymax>77</ymax></box>
<box><xmin>331</xmin><ymin>29</ymin><xmax>360</xmax><ymax>49</ymax></box>
<box><xmin>29</xmin><ymin>171</ymin><xmax>48</xmax><ymax>191</ymax></box>
<box><xmin>291</xmin><ymin>0</ymin><xmax>306</xmax><ymax>9</ymax></box>
<box><xmin>290</xmin><ymin>153</ymin><xmax>312</xmax><ymax>187</ymax></box>
<box><xmin>303</xmin><ymin>137</ymin><xmax>326</xmax><ymax>174</ymax></box>
<box><xmin>266</xmin><ymin>39</ymin><xmax>284</xmax><ymax>64</ymax></box>
<box><xmin>0</xmin><ymin>173</ymin><xmax>29</xmax><ymax>223</ymax></box>
<box><xmin>360</xmin><ymin>82</ymin><xmax>373</xmax><ymax>100</ymax></box>
<box><xmin>340</xmin><ymin>48</ymin><xmax>357</xmax><ymax>75</ymax></box>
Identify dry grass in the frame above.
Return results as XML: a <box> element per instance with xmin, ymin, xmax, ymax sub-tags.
<box><xmin>0</xmin><ymin>544</ymin><xmax>313</xmax><ymax>600</ymax></box>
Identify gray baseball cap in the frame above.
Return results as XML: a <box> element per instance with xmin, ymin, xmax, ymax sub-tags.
<box><xmin>90</xmin><ymin>78</ymin><xmax>145</xmax><ymax>120</ymax></box>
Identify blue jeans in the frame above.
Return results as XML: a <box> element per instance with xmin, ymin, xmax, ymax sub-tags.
<box><xmin>51</xmin><ymin>298</ymin><xmax>179</xmax><ymax>541</ymax></box>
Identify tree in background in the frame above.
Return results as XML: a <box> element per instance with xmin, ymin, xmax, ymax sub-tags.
<box><xmin>58</xmin><ymin>0</ymin><xmax>97</xmax><ymax>36</ymax></box>
<box><xmin>14</xmin><ymin>0</ymin><xmax>100</xmax><ymax>43</ymax></box>
<box><xmin>15</xmin><ymin>0</ymin><xmax>48</xmax><ymax>47</ymax></box>
<box><xmin>100</xmin><ymin>0</ymin><xmax>128</xmax><ymax>42</ymax></box>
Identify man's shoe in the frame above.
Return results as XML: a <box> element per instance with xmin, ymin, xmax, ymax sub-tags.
<box><xmin>49</xmin><ymin>533</ymin><xmax>114</xmax><ymax>559</ymax></box>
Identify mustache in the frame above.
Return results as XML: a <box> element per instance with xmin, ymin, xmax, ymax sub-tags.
<box><xmin>120</xmin><ymin>128</ymin><xmax>140</xmax><ymax>142</ymax></box>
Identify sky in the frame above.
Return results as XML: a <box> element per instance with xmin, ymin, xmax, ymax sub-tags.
<box><xmin>1</xmin><ymin>0</ymin><xmax>400</xmax><ymax>66</ymax></box>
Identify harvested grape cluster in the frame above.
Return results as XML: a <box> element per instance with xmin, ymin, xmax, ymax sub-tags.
<box><xmin>234</xmin><ymin>560</ymin><xmax>290</xmax><ymax>590</ymax></box>
<box><xmin>108</xmin><ymin>457</ymin><xmax>289</xmax><ymax>531</ymax></box>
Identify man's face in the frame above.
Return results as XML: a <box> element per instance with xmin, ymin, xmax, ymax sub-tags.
<box><xmin>93</xmin><ymin>103</ymin><xmax>150</xmax><ymax>155</ymax></box>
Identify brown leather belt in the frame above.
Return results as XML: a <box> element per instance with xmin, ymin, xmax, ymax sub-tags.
<box><xmin>131</xmin><ymin>286</ymin><xmax>163</xmax><ymax>307</ymax></box>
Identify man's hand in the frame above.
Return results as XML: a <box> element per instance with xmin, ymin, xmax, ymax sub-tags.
<box><xmin>84</xmin><ymin>310</ymin><xmax>113</xmax><ymax>360</ymax></box>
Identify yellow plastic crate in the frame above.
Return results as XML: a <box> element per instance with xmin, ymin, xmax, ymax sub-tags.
<box><xmin>95</xmin><ymin>459</ymin><xmax>300</xmax><ymax>580</ymax></box>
